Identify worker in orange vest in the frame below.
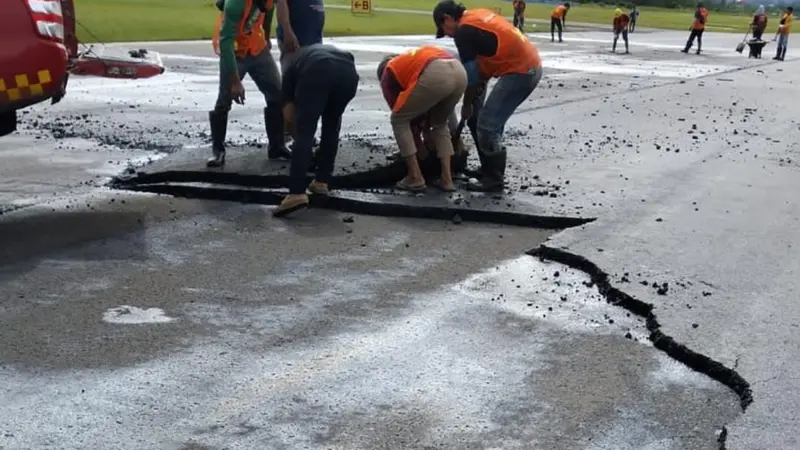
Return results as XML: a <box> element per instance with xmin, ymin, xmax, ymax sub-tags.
<box><xmin>208</xmin><ymin>0</ymin><xmax>290</xmax><ymax>168</ymax></box>
<box><xmin>377</xmin><ymin>46</ymin><xmax>468</xmax><ymax>192</ymax></box>
<box><xmin>513</xmin><ymin>0</ymin><xmax>526</xmax><ymax>32</ymax></box>
<box><xmin>550</xmin><ymin>2</ymin><xmax>570</xmax><ymax>43</ymax></box>
<box><xmin>681</xmin><ymin>2</ymin><xmax>709</xmax><ymax>55</ymax></box>
<box><xmin>433</xmin><ymin>0</ymin><xmax>543</xmax><ymax>192</ymax></box>
<box><xmin>774</xmin><ymin>6</ymin><xmax>793</xmax><ymax>61</ymax></box>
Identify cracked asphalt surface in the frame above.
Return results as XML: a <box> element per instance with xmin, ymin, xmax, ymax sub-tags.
<box><xmin>1</xmin><ymin>30</ymin><xmax>797</xmax><ymax>449</ymax></box>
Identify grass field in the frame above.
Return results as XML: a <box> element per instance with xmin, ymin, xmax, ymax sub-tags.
<box><xmin>74</xmin><ymin>0</ymin><xmax>760</xmax><ymax>43</ymax></box>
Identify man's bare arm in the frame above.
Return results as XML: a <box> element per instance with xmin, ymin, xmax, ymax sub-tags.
<box><xmin>277</xmin><ymin>0</ymin><xmax>293</xmax><ymax>35</ymax></box>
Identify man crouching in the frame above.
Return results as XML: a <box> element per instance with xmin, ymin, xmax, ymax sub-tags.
<box><xmin>377</xmin><ymin>46</ymin><xmax>468</xmax><ymax>192</ymax></box>
<box><xmin>273</xmin><ymin>44</ymin><xmax>360</xmax><ymax>217</ymax></box>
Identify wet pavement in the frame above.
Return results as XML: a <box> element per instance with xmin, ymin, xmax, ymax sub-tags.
<box><xmin>1</xmin><ymin>30</ymin><xmax>797</xmax><ymax>449</ymax></box>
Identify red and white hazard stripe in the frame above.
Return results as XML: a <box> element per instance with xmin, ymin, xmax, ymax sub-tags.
<box><xmin>25</xmin><ymin>0</ymin><xmax>65</xmax><ymax>43</ymax></box>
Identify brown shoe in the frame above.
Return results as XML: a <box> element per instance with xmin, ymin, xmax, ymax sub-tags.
<box><xmin>307</xmin><ymin>180</ymin><xmax>329</xmax><ymax>195</ymax></box>
<box><xmin>273</xmin><ymin>194</ymin><xmax>309</xmax><ymax>217</ymax></box>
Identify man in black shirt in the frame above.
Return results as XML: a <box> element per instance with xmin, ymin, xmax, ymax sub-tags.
<box><xmin>273</xmin><ymin>44</ymin><xmax>360</xmax><ymax>217</ymax></box>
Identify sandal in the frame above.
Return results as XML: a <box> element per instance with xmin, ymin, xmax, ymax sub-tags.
<box><xmin>395</xmin><ymin>179</ymin><xmax>427</xmax><ymax>192</ymax></box>
<box><xmin>436</xmin><ymin>180</ymin><xmax>457</xmax><ymax>193</ymax></box>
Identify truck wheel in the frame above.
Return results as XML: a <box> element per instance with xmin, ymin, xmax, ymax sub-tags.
<box><xmin>0</xmin><ymin>110</ymin><xmax>18</xmax><ymax>137</ymax></box>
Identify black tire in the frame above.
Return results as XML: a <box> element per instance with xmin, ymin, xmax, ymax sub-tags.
<box><xmin>0</xmin><ymin>110</ymin><xmax>18</xmax><ymax>137</ymax></box>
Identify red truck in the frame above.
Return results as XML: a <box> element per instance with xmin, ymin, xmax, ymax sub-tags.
<box><xmin>0</xmin><ymin>0</ymin><xmax>165</xmax><ymax>137</ymax></box>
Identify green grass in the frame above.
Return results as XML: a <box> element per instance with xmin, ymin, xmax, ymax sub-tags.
<box><xmin>326</xmin><ymin>0</ymin><xmax>758</xmax><ymax>32</ymax></box>
<box><xmin>74</xmin><ymin>0</ymin><xmax>760</xmax><ymax>43</ymax></box>
<box><xmin>75</xmin><ymin>0</ymin><xmax>439</xmax><ymax>42</ymax></box>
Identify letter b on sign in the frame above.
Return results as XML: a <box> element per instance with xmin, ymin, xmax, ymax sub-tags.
<box><xmin>351</xmin><ymin>0</ymin><xmax>372</xmax><ymax>14</ymax></box>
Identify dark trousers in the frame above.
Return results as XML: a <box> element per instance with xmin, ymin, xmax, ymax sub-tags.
<box><xmin>613</xmin><ymin>29</ymin><xmax>629</xmax><ymax>52</ymax></box>
<box><xmin>289</xmin><ymin>60</ymin><xmax>359</xmax><ymax>194</ymax></box>
<box><xmin>629</xmin><ymin>20</ymin><xmax>636</xmax><ymax>32</ymax></box>
<box><xmin>551</xmin><ymin>18</ymin><xmax>563</xmax><ymax>41</ymax></box>
<box><xmin>684</xmin><ymin>29</ymin><xmax>704</xmax><ymax>52</ymax></box>
<box><xmin>513</xmin><ymin>12</ymin><xmax>525</xmax><ymax>31</ymax></box>
<box><xmin>752</xmin><ymin>28</ymin><xmax>764</xmax><ymax>40</ymax></box>
<box><xmin>214</xmin><ymin>47</ymin><xmax>281</xmax><ymax>112</ymax></box>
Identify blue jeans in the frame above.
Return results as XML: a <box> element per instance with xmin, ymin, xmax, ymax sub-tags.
<box><xmin>470</xmin><ymin>68</ymin><xmax>542</xmax><ymax>156</ymax></box>
<box><xmin>778</xmin><ymin>33</ymin><xmax>789</xmax><ymax>48</ymax></box>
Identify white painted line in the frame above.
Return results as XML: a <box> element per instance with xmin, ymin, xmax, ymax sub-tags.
<box><xmin>526</xmin><ymin>33</ymin><xmax>736</xmax><ymax>53</ymax></box>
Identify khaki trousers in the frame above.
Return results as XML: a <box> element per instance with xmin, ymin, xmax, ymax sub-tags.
<box><xmin>390</xmin><ymin>59</ymin><xmax>467</xmax><ymax>158</ymax></box>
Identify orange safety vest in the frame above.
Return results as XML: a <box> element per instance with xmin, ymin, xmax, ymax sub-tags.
<box><xmin>551</xmin><ymin>5</ymin><xmax>567</xmax><ymax>19</ymax></box>
<box><xmin>386</xmin><ymin>45</ymin><xmax>453</xmax><ymax>112</ymax></box>
<box><xmin>212</xmin><ymin>0</ymin><xmax>270</xmax><ymax>57</ymax></box>
<box><xmin>459</xmin><ymin>9</ymin><xmax>542</xmax><ymax>79</ymax></box>
<box><xmin>692</xmin><ymin>7</ymin><xmax>708</xmax><ymax>31</ymax></box>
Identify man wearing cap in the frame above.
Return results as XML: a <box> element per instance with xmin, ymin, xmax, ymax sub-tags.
<box><xmin>433</xmin><ymin>0</ymin><xmax>543</xmax><ymax>192</ymax></box>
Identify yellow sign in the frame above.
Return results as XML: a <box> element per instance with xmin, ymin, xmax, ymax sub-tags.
<box><xmin>351</xmin><ymin>0</ymin><xmax>372</xmax><ymax>15</ymax></box>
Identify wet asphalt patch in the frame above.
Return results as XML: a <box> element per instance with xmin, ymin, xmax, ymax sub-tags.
<box><xmin>104</xmin><ymin>134</ymin><xmax>752</xmax><ymax>420</ymax></box>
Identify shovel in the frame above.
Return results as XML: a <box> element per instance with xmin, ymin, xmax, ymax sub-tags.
<box><xmin>735</xmin><ymin>30</ymin><xmax>749</xmax><ymax>53</ymax></box>
<box><xmin>451</xmin><ymin>117</ymin><xmax>466</xmax><ymax>140</ymax></box>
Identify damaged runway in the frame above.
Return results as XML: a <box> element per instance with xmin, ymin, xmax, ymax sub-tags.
<box><xmin>1</xmin><ymin>30</ymin><xmax>798</xmax><ymax>450</ymax></box>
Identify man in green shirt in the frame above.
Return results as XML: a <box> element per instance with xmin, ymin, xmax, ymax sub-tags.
<box><xmin>208</xmin><ymin>0</ymin><xmax>291</xmax><ymax>168</ymax></box>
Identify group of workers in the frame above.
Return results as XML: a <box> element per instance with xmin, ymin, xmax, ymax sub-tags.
<box><xmin>748</xmin><ymin>4</ymin><xmax>793</xmax><ymax>61</ymax></box>
<box><xmin>681</xmin><ymin>2</ymin><xmax>793</xmax><ymax>59</ymax></box>
<box><xmin>209</xmin><ymin>0</ymin><xmax>793</xmax><ymax>218</ymax></box>
<box><xmin>211</xmin><ymin>0</ymin><xmax>543</xmax><ymax>217</ymax></box>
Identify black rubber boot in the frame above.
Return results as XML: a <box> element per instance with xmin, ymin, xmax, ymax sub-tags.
<box><xmin>774</xmin><ymin>45</ymin><xmax>783</xmax><ymax>60</ymax></box>
<box><xmin>463</xmin><ymin>120</ymin><xmax>484</xmax><ymax>178</ymax></box>
<box><xmin>206</xmin><ymin>110</ymin><xmax>227</xmax><ymax>168</ymax></box>
<box><xmin>466</xmin><ymin>151</ymin><xmax>506</xmax><ymax>193</ymax></box>
<box><xmin>464</xmin><ymin>148</ymin><xmax>487</xmax><ymax>179</ymax></box>
<box><xmin>265</xmin><ymin>104</ymin><xmax>292</xmax><ymax>160</ymax></box>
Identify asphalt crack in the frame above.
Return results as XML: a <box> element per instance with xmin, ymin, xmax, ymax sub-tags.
<box><xmin>528</xmin><ymin>244</ymin><xmax>753</xmax><ymax>411</ymax></box>
<box><xmin>118</xmin><ymin>183</ymin><xmax>589</xmax><ymax>229</ymax></box>
<box><xmin>109</xmin><ymin>155</ymin><xmax>752</xmax><ymax>447</ymax></box>
<box><xmin>116</xmin><ymin>174</ymin><xmax>755</xmax><ymax>413</ymax></box>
